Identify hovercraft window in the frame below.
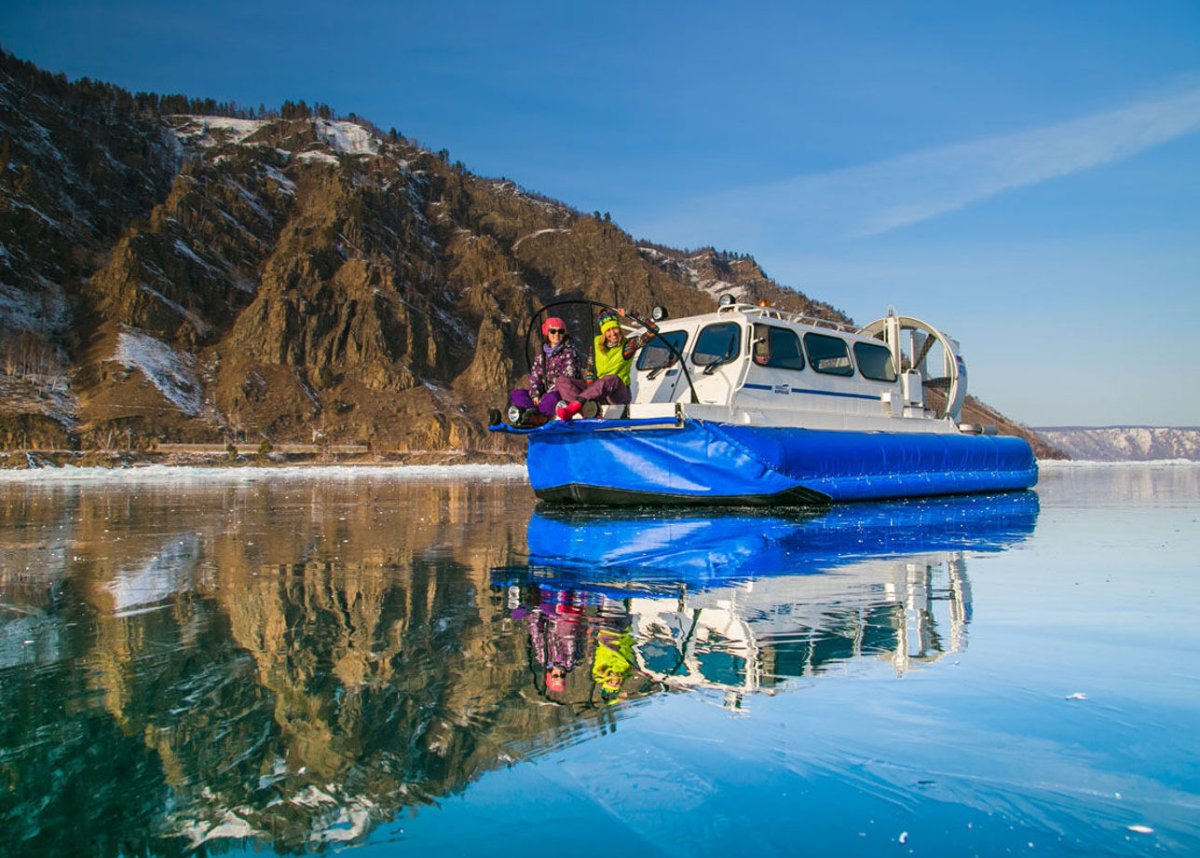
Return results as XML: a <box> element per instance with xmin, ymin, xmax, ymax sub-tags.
<box><xmin>853</xmin><ymin>342</ymin><xmax>898</xmax><ymax>382</ymax></box>
<box><xmin>692</xmin><ymin>322</ymin><xmax>742</xmax><ymax>368</ymax></box>
<box><xmin>752</xmin><ymin>324</ymin><xmax>805</xmax><ymax>370</ymax></box>
<box><xmin>637</xmin><ymin>330</ymin><xmax>689</xmax><ymax>372</ymax></box>
<box><xmin>804</xmin><ymin>332</ymin><xmax>854</xmax><ymax>376</ymax></box>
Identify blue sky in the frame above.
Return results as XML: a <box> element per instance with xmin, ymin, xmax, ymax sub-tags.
<box><xmin>5</xmin><ymin>1</ymin><xmax>1199</xmax><ymax>426</ymax></box>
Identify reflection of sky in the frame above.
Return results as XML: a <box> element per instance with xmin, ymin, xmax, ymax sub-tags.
<box><xmin>392</xmin><ymin>465</ymin><xmax>1200</xmax><ymax>856</ymax></box>
<box><xmin>406</xmin><ymin>680</ymin><xmax>1200</xmax><ymax>855</ymax></box>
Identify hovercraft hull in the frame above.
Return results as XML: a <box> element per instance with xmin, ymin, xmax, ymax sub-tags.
<box><xmin>507</xmin><ymin>417</ymin><xmax>1037</xmax><ymax>506</ymax></box>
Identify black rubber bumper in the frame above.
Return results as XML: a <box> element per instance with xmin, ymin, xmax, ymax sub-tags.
<box><xmin>535</xmin><ymin>482</ymin><xmax>832</xmax><ymax>508</ymax></box>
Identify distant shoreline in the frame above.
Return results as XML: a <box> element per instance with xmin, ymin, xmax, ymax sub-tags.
<box><xmin>1036</xmin><ymin>458</ymin><xmax>1200</xmax><ymax>467</ymax></box>
<box><xmin>3</xmin><ymin>455</ymin><xmax>1197</xmax><ymax>483</ymax></box>
<box><xmin>0</xmin><ymin>448</ymin><xmax>521</xmax><ymax>472</ymax></box>
<box><xmin>0</xmin><ymin>460</ymin><xmax>530</xmax><ymax>481</ymax></box>
<box><xmin>1035</xmin><ymin>425</ymin><xmax>1200</xmax><ymax>431</ymax></box>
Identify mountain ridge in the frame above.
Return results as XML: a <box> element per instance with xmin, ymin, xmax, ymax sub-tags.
<box><xmin>0</xmin><ymin>49</ymin><xmax>1063</xmax><ymax>461</ymax></box>
<box><xmin>1033</xmin><ymin>426</ymin><xmax>1200</xmax><ymax>462</ymax></box>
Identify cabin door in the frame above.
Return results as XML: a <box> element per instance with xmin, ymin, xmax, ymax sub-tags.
<box><xmin>632</xmin><ymin>330</ymin><xmax>689</xmax><ymax>404</ymax></box>
<box><xmin>687</xmin><ymin>321</ymin><xmax>745</xmax><ymax>406</ymax></box>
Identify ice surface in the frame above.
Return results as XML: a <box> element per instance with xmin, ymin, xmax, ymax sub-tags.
<box><xmin>0</xmin><ymin>463</ymin><xmax>528</xmax><ymax>482</ymax></box>
<box><xmin>1</xmin><ymin>463</ymin><xmax>1197</xmax><ymax>855</ymax></box>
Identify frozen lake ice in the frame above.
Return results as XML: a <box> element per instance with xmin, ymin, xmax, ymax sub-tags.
<box><xmin>0</xmin><ymin>461</ymin><xmax>1196</xmax><ymax>855</ymax></box>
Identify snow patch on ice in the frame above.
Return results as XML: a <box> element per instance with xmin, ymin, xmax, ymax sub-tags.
<box><xmin>108</xmin><ymin>535</ymin><xmax>199</xmax><ymax>615</ymax></box>
<box><xmin>113</xmin><ymin>328</ymin><xmax>203</xmax><ymax>415</ymax></box>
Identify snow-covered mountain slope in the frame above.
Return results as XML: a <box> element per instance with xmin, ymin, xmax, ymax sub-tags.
<box><xmin>1035</xmin><ymin>427</ymin><xmax>1200</xmax><ymax>461</ymax></box>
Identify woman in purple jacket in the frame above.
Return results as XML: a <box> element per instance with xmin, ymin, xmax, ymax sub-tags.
<box><xmin>508</xmin><ymin>316</ymin><xmax>583</xmax><ymax>426</ymax></box>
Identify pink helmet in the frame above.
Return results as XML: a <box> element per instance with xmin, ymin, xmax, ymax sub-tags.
<box><xmin>541</xmin><ymin>317</ymin><xmax>567</xmax><ymax>337</ymax></box>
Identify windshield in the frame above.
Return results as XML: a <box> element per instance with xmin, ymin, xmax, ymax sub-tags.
<box><xmin>692</xmin><ymin>322</ymin><xmax>742</xmax><ymax>367</ymax></box>
<box><xmin>637</xmin><ymin>330</ymin><xmax>689</xmax><ymax>372</ymax></box>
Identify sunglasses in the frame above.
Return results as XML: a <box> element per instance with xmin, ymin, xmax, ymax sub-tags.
<box><xmin>547</xmin><ymin>328</ymin><xmax>566</xmax><ymax>334</ymax></box>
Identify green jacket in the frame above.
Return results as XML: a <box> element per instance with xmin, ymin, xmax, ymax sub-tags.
<box><xmin>592</xmin><ymin>334</ymin><xmax>633</xmax><ymax>385</ymax></box>
<box><xmin>588</xmin><ymin>317</ymin><xmax>658</xmax><ymax>386</ymax></box>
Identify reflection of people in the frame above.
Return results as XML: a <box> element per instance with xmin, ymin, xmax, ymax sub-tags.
<box><xmin>592</xmin><ymin>628</ymin><xmax>636</xmax><ymax>703</ymax></box>
<box><xmin>507</xmin><ymin>582</ymin><xmax>663</xmax><ymax>709</ymax></box>
<box><xmin>555</xmin><ymin>308</ymin><xmax>657</xmax><ymax>419</ymax></box>
<box><xmin>514</xmin><ymin>587</ymin><xmax>585</xmax><ymax>694</ymax></box>
<box><xmin>509</xmin><ymin>317</ymin><xmax>583</xmax><ymax>426</ymax></box>
<box><xmin>584</xmin><ymin>595</ymin><xmax>647</xmax><ymax>705</ymax></box>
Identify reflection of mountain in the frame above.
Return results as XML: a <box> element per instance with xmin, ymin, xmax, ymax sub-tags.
<box><xmin>2</xmin><ymin>478</ymin><xmax>614</xmax><ymax>856</ymax></box>
<box><xmin>0</xmin><ymin>482</ymin><xmax>1038</xmax><ymax>854</ymax></box>
<box><xmin>501</xmin><ymin>493</ymin><xmax>1038</xmax><ymax>703</ymax></box>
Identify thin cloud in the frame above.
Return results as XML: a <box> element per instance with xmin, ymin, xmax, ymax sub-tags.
<box><xmin>853</xmin><ymin>83</ymin><xmax>1200</xmax><ymax>236</ymax></box>
<box><xmin>643</xmin><ymin>80</ymin><xmax>1200</xmax><ymax>245</ymax></box>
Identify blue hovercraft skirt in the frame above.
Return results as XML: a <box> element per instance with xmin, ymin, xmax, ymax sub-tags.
<box><xmin>497</xmin><ymin>417</ymin><xmax>1037</xmax><ymax>506</ymax></box>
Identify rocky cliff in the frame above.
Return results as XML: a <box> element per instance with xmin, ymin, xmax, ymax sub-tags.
<box><xmin>0</xmin><ymin>50</ymin><xmax>1060</xmax><ymax>459</ymax></box>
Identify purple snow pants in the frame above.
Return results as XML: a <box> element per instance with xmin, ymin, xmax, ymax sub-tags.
<box><xmin>555</xmin><ymin>375</ymin><xmax>632</xmax><ymax>406</ymax></box>
<box><xmin>509</xmin><ymin>388</ymin><xmax>563</xmax><ymax>418</ymax></box>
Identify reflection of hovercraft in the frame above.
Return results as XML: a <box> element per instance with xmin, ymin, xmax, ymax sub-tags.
<box><xmin>498</xmin><ymin>492</ymin><xmax>1039</xmax><ymax>699</ymax></box>
<box><xmin>518</xmin><ymin>491</ymin><xmax>1039</xmax><ymax>592</ymax></box>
